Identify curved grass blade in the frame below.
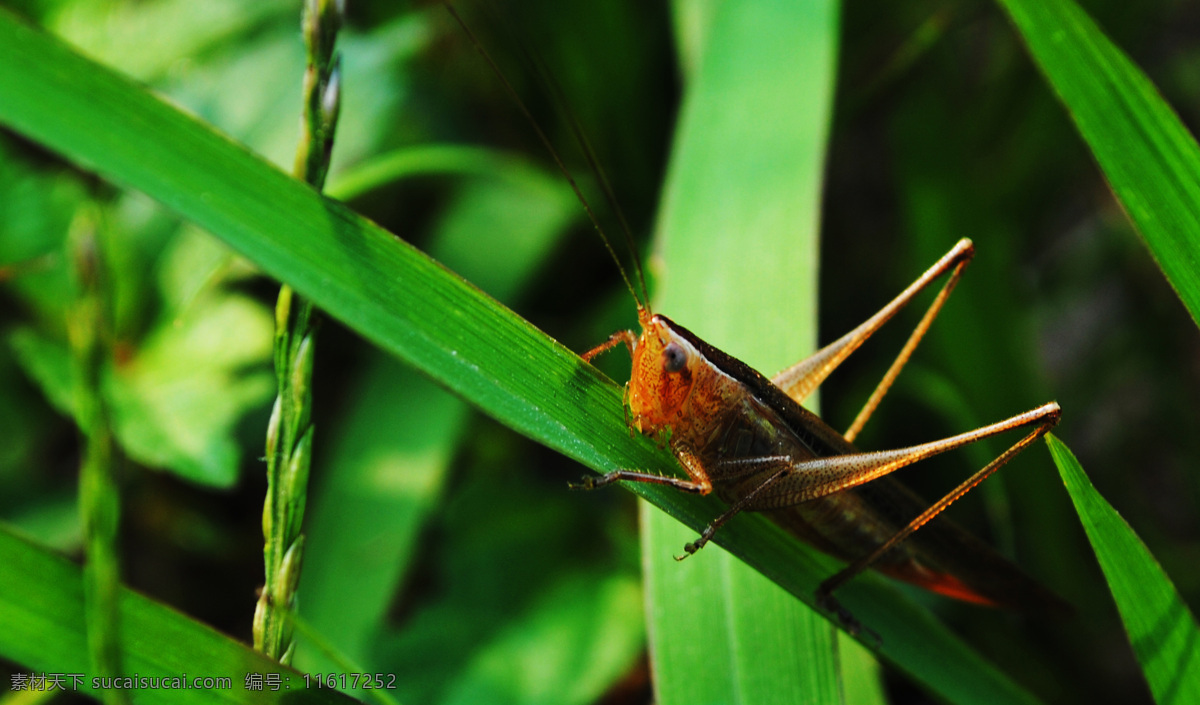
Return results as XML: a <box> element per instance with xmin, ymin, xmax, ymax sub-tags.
<box><xmin>1046</xmin><ymin>435</ymin><xmax>1200</xmax><ymax>704</ymax></box>
<box><xmin>0</xmin><ymin>525</ymin><xmax>358</xmax><ymax>705</ymax></box>
<box><xmin>997</xmin><ymin>0</ymin><xmax>1200</xmax><ymax>328</ymax></box>
<box><xmin>326</xmin><ymin>144</ymin><xmax>557</xmax><ymax>202</ymax></box>
<box><xmin>0</xmin><ymin>11</ymin><xmax>1041</xmax><ymax>703</ymax></box>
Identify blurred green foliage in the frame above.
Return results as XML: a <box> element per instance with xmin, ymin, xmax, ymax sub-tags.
<box><xmin>1</xmin><ymin>0</ymin><xmax>1198</xmax><ymax>703</ymax></box>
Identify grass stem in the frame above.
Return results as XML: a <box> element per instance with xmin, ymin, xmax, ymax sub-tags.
<box><xmin>253</xmin><ymin>0</ymin><xmax>343</xmax><ymax>664</ymax></box>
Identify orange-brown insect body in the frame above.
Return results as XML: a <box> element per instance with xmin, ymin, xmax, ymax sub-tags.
<box><xmin>622</xmin><ymin>304</ymin><xmax>1063</xmax><ymax>613</ymax></box>
<box><xmin>627</xmin><ymin>310</ymin><xmax>699</xmax><ymax>439</ymax></box>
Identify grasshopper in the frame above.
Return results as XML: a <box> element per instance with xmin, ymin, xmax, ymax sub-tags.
<box><xmin>442</xmin><ymin>1</ymin><xmax>1065</xmax><ymax>635</ymax></box>
<box><xmin>576</xmin><ymin>238</ymin><xmax>1064</xmax><ymax>634</ymax></box>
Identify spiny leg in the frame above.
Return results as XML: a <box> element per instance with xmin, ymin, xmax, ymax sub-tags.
<box><xmin>581</xmin><ymin>329</ymin><xmax>639</xmax><ymax>437</ymax></box>
<box><xmin>772</xmin><ymin>239</ymin><xmax>974</xmax><ymax>413</ymax></box>
<box><xmin>582</xmin><ymin>329</ymin><xmax>636</xmax><ymax>362</ymax></box>
<box><xmin>814</xmin><ymin>402</ymin><xmax>1061</xmax><ymax>633</ymax></box>
<box><xmin>843</xmin><ymin>252</ymin><xmax>970</xmax><ymax>443</ymax></box>
<box><xmin>673</xmin><ymin>458</ymin><xmax>793</xmax><ymax>559</ymax></box>
<box><xmin>739</xmin><ymin>403</ymin><xmax>1061</xmax><ymax>507</ymax></box>
<box><xmin>569</xmin><ymin>469</ymin><xmax>711</xmax><ymax>494</ymax></box>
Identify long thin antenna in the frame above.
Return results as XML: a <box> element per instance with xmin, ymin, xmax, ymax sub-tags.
<box><xmin>441</xmin><ymin>1</ymin><xmax>647</xmax><ymax>311</ymax></box>
<box><xmin>521</xmin><ymin>46</ymin><xmax>650</xmax><ymax>307</ymax></box>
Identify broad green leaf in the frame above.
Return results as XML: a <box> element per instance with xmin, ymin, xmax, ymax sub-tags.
<box><xmin>0</xmin><ymin>10</ymin><xmax>1041</xmax><ymax>703</ymax></box>
<box><xmin>1046</xmin><ymin>435</ymin><xmax>1200</xmax><ymax>704</ymax></box>
<box><xmin>108</xmin><ymin>291</ymin><xmax>273</xmax><ymax>487</ymax></box>
<box><xmin>645</xmin><ymin>0</ymin><xmax>842</xmax><ymax>704</ymax></box>
<box><xmin>8</xmin><ymin>290</ymin><xmax>273</xmax><ymax>488</ymax></box>
<box><xmin>997</xmin><ymin>0</ymin><xmax>1200</xmax><ymax>328</ymax></box>
<box><xmin>0</xmin><ymin>524</ymin><xmax>357</xmax><ymax>705</ymax></box>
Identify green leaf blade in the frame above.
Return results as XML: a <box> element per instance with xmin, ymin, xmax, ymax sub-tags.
<box><xmin>1046</xmin><ymin>435</ymin><xmax>1200</xmax><ymax>705</ymax></box>
<box><xmin>645</xmin><ymin>0</ymin><xmax>842</xmax><ymax>703</ymax></box>
<box><xmin>0</xmin><ymin>525</ymin><xmax>358</xmax><ymax>705</ymax></box>
<box><xmin>997</xmin><ymin>0</ymin><xmax>1200</xmax><ymax>328</ymax></box>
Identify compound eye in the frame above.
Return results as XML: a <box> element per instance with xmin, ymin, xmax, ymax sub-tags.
<box><xmin>662</xmin><ymin>343</ymin><xmax>687</xmax><ymax>373</ymax></box>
